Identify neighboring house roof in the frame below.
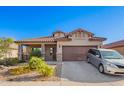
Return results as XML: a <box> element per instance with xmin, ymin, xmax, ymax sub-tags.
<box><xmin>103</xmin><ymin>39</ymin><xmax>124</xmax><ymax>48</ymax></box>
<box><xmin>15</xmin><ymin>28</ymin><xmax>106</xmax><ymax>43</ymax></box>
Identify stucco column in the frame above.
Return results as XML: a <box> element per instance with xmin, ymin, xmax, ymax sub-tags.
<box><xmin>98</xmin><ymin>42</ymin><xmax>103</xmax><ymax>48</ymax></box>
<box><xmin>18</xmin><ymin>44</ymin><xmax>23</xmax><ymax>60</ymax></box>
<box><xmin>41</xmin><ymin>44</ymin><xmax>45</xmax><ymax>59</ymax></box>
<box><xmin>56</xmin><ymin>42</ymin><xmax>62</xmax><ymax>62</ymax></box>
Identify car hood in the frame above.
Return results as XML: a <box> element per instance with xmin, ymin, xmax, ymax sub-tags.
<box><xmin>105</xmin><ymin>59</ymin><xmax>124</xmax><ymax>65</ymax></box>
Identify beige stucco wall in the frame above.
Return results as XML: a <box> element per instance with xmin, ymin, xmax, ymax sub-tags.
<box><xmin>57</xmin><ymin>39</ymin><xmax>102</xmax><ymax>53</ymax></box>
<box><xmin>110</xmin><ymin>46</ymin><xmax>124</xmax><ymax>56</ymax></box>
<box><xmin>10</xmin><ymin>43</ymin><xmax>18</xmax><ymax>58</ymax></box>
<box><xmin>9</xmin><ymin>43</ymin><xmax>18</xmax><ymax>58</ymax></box>
<box><xmin>56</xmin><ymin>31</ymin><xmax>103</xmax><ymax>61</ymax></box>
<box><xmin>54</xmin><ymin>33</ymin><xmax>65</xmax><ymax>38</ymax></box>
<box><xmin>9</xmin><ymin>43</ymin><xmax>18</xmax><ymax>49</ymax></box>
<box><xmin>56</xmin><ymin>37</ymin><xmax>103</xmax><ymax>61</ymax></box>
<box><xmin>1</xmin><ymin>43</ymin><xmax>18</xmax><ymax>59</ymax></box>
<box><xmin>7</xmin><ymin>49</ymin><xmax>18</xmax><ymax>58</ymax></box>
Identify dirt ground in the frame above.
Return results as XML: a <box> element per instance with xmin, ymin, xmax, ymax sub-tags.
<box><xmin>0</xmin><ymin>64</ymin><xmax>60</xmax><ymax>82</ymax></box>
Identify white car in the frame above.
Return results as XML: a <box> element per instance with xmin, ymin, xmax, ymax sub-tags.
<box><xmin>87</xmin><ymin>48</ymin><xmax>124</xmax><ymax>75</ymax></box>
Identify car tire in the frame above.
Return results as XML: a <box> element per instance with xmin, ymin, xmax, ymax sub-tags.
<box><xmin>98</xmin><ymin>64</ymin><xmax>104</xmax><ymax>73</ymax></box>
<box><xmin>87</xmin><ymin>57</ymin><xmax>90</xmax><ymax>63</ymax></box>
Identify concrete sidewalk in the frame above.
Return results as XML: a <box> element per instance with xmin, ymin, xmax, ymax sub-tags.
<box><xmin>1</xmin><ymin>80</ymin><xmax>124</xmax><ymax>86</ymax></box>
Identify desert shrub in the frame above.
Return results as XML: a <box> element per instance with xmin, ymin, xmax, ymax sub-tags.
<box><xmin>19</xmin><ymin>60</ymin><xmax>26</xmax><ymax>63</ymax></box>
<box><xmin>8</xmin><ymin>57</ymin><xmax>54</xmax><ymax>76</ymax></box>
<box><xmin>0</xmin><ymin>59</ymin><xmax>6</xmax><ymax>65</ymax></box>
<box><xmin>29</xmin><ymin>56</ymin><xmax>45</xmax><ymax>69</ymax></box>
<box><xmin>29</xmin><ymin>57</ymin><xmax>54</xmax><ymax>77</ymax></box>
<box><xmin>36</xmin><ymin>64</ymin><xmax>54</xmax><ymax>77</ymax></box>
<box><xmin>0</xmin><ymin>58</ymin><xmax>19</xmax><ymax>66</ymax></box>
<box><xmin>6</xmin><ymin>58</ymin><xmax>18</xmax><ymax>66</ymax></box>
<box><xmin>9</xmin><ymin>65</ymin><xmax>30</xmax><ymax>75</ymax></box>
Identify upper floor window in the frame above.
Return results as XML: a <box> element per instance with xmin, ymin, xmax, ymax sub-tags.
<box><xmin>53</xmin><ymin>32</ymin><xmax>65</xmax><ymax>37</ymax></box>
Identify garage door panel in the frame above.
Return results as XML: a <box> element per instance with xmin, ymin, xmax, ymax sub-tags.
<box><xmin>62</xmin><ymin>46</ymin><xmax>97</xmax><ymax>61</ymax></box>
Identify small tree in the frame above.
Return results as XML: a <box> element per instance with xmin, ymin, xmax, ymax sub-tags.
<box><xmin>0</xmin><ymin>37</ymin><xmax>14</xmax><ymax>60</ymax></box>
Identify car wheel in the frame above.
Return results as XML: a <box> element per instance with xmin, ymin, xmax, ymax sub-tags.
<box><xmin>98</xmin><ymin>64</ymin><xmax>104</xmax><ymax>73</ymax></box>
<box><xmin>87</xmin><ymin>57</ymin><xmax>90</xmax><ymax>63</ymax></box>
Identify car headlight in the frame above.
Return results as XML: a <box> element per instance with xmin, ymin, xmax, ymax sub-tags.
<box><xmin>106</xmin><ymin>63</ymin><xmax>118</xmax><ymax>68</ymax></box>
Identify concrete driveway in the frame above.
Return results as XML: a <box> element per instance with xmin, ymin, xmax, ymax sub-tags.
<box><xmin>60</xmin><ymin>61</ymin><xmax>124</xmax><ymax>85</ymax></box>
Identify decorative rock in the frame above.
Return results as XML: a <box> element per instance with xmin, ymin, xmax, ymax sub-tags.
<box><xmin>0</xmin><ymin>65</ymin><xmax>5</xmax><ymax>70</ymax></box>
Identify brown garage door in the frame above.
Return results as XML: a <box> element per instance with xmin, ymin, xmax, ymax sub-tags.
<box><xmin>62</xmin><ymin>46</ymin><xmax>97</xmax><ymax>61</ymax></box>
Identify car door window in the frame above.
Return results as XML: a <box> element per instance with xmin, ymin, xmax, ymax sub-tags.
<box><xmin>88</xmin><ymin>49</ymin><xmax>94</xmax><ymax>55</ymax></box>
<box><xmin>94</xmin><ymin>50</ymin><xmax>101</xmax><ymax>58</ymax></box>
<box><xmin>90</xmin><ymin>49</ymin><xmax>96</xmax><ymax>56</ymax></box>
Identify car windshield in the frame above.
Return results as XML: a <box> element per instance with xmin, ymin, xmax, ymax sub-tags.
<box><xmin>101</xmin><ymin>50</ymin><xmax>124</xmax><ymax>59</ymax></box>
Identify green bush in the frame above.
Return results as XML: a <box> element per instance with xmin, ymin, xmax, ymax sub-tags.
<box><xmin>0</xmin><ymin>59</ymin><xmax>6</xmax><ymax>65</ymax></box>
<box><xmin>0</xmin><ymin>58</ymin><xmax>19</xmax><ymax>66</ymax></box>
<box><xmin>6</xmin><ymin>58</ymin><xmax>18</xmax><ymax>66</ymax></box>
<box><xmin>36</xmin><ymin>64</ymin><xmax>54</xmax><ymax>77</ymax></box>
<box><xmin>29</xmin><ymin>56</ymin><xmax>45</xmax><ymax>69</ymax></box>
<box><xmin>8</xmin><ymin>57</ymin><xmax>54</xmax><ymax>76</ymax></box>
<box><xmin>29</xmin><ymin>57</ymin><xmax>54</xmax><ymax>77</ymax></box>
<box><xmin>9</xmin><ymin>65</ymin><xmax>30</xmax><ymax>75</ymax></box>
<box><xmin>19</xmin><ymin>60</ymin><xmax>26</xmax><ymax>63</ymax></box>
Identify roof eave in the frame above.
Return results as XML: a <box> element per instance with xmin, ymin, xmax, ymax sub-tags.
<box><xmin>14</xmin><ymin>40</ymin><xmax>56</xmax><ymax>43</ymax></box>
<box><xmin>89</xmin><ymin>38</ymin><xmax>107</xmax><ymax>41</ymax></box>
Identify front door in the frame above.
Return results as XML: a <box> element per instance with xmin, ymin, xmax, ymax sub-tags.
<box><xmin>45</xmin><ymin>44</ymin><xmax>56</xmax><ymax>61</ymax></box>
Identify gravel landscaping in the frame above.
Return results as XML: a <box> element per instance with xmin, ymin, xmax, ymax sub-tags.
<box><xmin>0</xmin><ymin>63</ymin><xmax>60</xmax><ymax>82</ymax></box>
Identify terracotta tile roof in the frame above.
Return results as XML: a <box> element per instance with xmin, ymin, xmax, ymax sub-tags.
<box><xmin>15</xmin><ymin>36</ymin><xmax>71</xmax><ymax>43</ymax></box>
<box><xmin>15</xmin><ymin>36</ymin><xmax>54</xmax><ymax>43</ymax></box>
<box><xmin>15</xmin><ymin>28</ymin><xmax>106</xmax><ymax>43</ymax></box>
<box><xmin>103</xmin><ymin>39</ymin><xmax>124</xmax><ymax>48</ymax></box>
<box><xmin>89</xmin><ymin>37</ymin><xmax>107</xmax><ymax>41</ymax></box>
<box><xmin>68</xmin><ymin>28</ymin><xmax>94</xmax><ymax>36</ymax></box>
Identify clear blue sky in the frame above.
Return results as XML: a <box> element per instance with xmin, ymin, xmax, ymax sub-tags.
<box><xmin>0</xmin><ymin>6</ymin><xmax>124</xmax><ymax>43</ymax></box>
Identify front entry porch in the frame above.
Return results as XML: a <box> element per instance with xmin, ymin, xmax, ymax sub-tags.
<box><xmin>18</xmin><ymin>43</ymin><xmax>57</xmax><ymax>61</ymax></box>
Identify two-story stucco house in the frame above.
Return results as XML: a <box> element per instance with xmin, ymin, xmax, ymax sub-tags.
<box><xmin>15</xmin><ymin>28</ymin><xmax>106</xmax><ymax>61</ymax></box>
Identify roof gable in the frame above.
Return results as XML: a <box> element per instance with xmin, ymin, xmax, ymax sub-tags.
<box><xmin>67</xmin><ymin>28</ymin><xmax>94</xmax><ymax>37</ymax></box>
<box><xmin>52</xmin><ymin>30</ymin><xmax>65</xmax><ymax>35</ymax></box>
